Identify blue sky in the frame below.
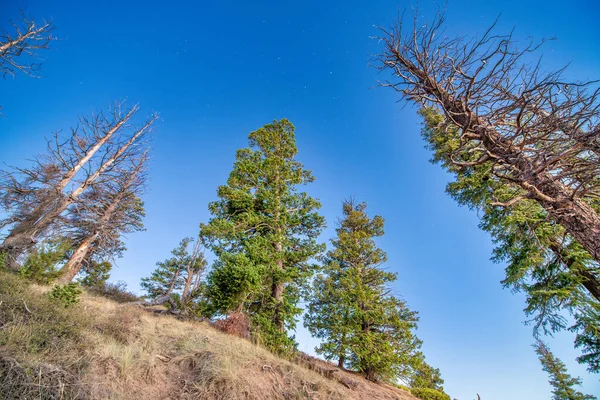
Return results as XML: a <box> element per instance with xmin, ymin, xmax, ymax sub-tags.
<box><xmin>1</xmin><ymin>0</ymin><xmax>599</xmax><ymax>398</ymax></box>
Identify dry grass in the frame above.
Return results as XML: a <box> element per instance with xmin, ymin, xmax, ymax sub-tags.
<box><xmin>0</xmin><ymin>272</ymin><xmax>417</xmax><ymax>399</ymax></box>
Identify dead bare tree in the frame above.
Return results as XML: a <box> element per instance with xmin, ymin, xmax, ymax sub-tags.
<box><xmin>0</xmin><ymin>103</ymin><xmax>157</xmax><ymax>269</ymax></box>
<box><xmin>1</xmin><ymin>12</ymin><xmax>54</xmax><ymax>78</ymax></box>
<box><xmin>376</xmin><ymin>12</ymin><xmax>600</xmax><ymax>263</ymax></box>
<box><xmin>57</xmin><ymin>153</ymin><xmax>148</xmax><ymax>283</ymax></box>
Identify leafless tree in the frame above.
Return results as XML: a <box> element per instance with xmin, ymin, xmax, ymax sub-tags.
<box><xmin>376</xmin><ymin>12</ymin><xmax>600</xmax><ymax>263</ymax></box>
<box><xmin>0</xmin><ymin>102</ymin><xmax>157</xmax><ymax>269</ymax></box>
<box><xmin>57</xmin><ymin>153</ymin><xmax>148</xmax><ymax>283</ymax></box>
<box><xmin>1</xmin><ymin>12</ymin><xmax>54</xmax><ymax>78</ymax></box>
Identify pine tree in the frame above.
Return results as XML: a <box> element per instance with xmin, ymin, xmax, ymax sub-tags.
<box><xmin>200</xmin><ymin>119</ymin><xmax>325</xmax><ymax>352</ymax></box>
<box><xmin>140</xmin><ymin>237</ymin><xmax>207</xmax><ymax>302</ymax></box>
<box><xmin>305</xmin><ymin>200</ymin><xmax>421</xmax><ymax>382</ymax></box>
<box><xmin>535</xmin><ymin>341</ymin><xmax>596</xmax><ymax>400</ymax></box>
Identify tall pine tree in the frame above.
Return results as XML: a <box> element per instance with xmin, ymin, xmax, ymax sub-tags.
<box><xmin>305</xmin><ymin>200</ymin><xmax>422</xmax><ymax>382</ymax></box>
<box><xmin>535</xmin><ymin>341</ymin><xmax>596</xmax><ymax>400</ymax></box>
<box><xmin>200</xmin><ymin>119</ymin><xmax>324</xmax><ymax>352</ymax></box>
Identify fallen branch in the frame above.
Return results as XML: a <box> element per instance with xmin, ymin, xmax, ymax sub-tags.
<box><xmin>22</xmin><ymin>300</ymin><xmax>31</xmax><ymax>314</ymax></box>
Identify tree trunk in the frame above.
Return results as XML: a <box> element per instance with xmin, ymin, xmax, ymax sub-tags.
<box><xmin>181</xmin><ymin>239</ymin><xmax>202</xmax><ymax>308</ymax></box>
<box><xmin>579</xmin><ymin>269</ymin><xmax>600</xmax><ymax>303</ymax></box>
<box><xmin>181</xmin><ymin>270</ymin><xmax>194</xmax><ymax>309</ymax></box>
<box><xmin>57</xmin><ymin>234</ymin><xmax>97</xmax><ymax>283</ymax></box>
<box><xmin>271</xmin><ymin>241</ymin><xmax>285</xmax><ymax>332</ymax></box>
<box><xmin>548</xmin><ymin>241</ymin><xmax>600</xmax><ymax>303</ymax></box>
<box><xmin>165</xmin><ymin>268</ymin><xmax>181</xmax><ymax>298</ymax></box>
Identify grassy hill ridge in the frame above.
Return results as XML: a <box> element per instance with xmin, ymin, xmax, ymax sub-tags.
<box><xmin>0</xmin><ymin>271</ymin><xmax>416</xmax><ymax>399</ymax></box>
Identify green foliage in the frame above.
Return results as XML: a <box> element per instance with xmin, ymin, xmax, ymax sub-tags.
<box><xmin>141</xmin><ymin>237</ymin><xmax>206</xmax><ymax>299</ymax></box>
<box><xmin>419</xmin><ymin>107</ymin><xmax>600</xmax><ymax>373</ymax></box>
<box><xmin>410</xmin><ymin>388</ymin><xmax>451</xmax><ymax>400</ymax></box>
<box><xmin>0</xmin><ymin>251</ymin><xmax>6</xmax><ymax>270</ymax></box>
<box><xmin>19</xmin><ymin>240</ymin><xmax>71</xmax><ymax>284</ymax></box>
<box><xmin>49</xmin><ymin>282</ymin><xmax>82</xmax><ymax>307</ymax></box>
<box><xmin>535</xmin><ymin>341</ymin><xmax>596</xmax><ymax>400</ymax></box>
<box><xmin>571</xmin><ymin>302</ymin><xmax>600</xmax><ymax>373</ymax></box>
<box><xmin>204</xmin><ymin>256</ymin><xmax>263</xmax><ymax>314</ymax></box>
<box><xmin>409</xmin><ymin>353</ymin><xmax>445</xmax><ymax>391</ymax></box>
<box><xmin>78</xmin><ymin>260</ymin><xmax>112</xmax><ymax>287</ymax></box>
<box><xmin>201</xmin><ymin>119</ymin><xmax>325</xmax><ymax>353</ymax></box>
<box><xmin>305</xmin><ymin>200</ymin><xmax>422</xmax><ymax>382</ymax></box>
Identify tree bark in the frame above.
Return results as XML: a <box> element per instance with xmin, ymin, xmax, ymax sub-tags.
<box><xmin>578</xmin><ymin>269</ymin><xmax>600</xmax><ymax>303</ymax></box>
<box><xmin>548</xmin><ymin>241</ymin><xmax>600</xmax><ymax>303</ymax></box>
<box><xmin>57</xmin><ymin>155</ymin><xmax>146</xmax><ymax>283</ymax></box>
<box><xmin>338</xmin><ymin>355</ymin><xmax>345</xmax><ymax>369</ymax></box>
<box><xmin>271</xmin><ymin>241</ymin><xmax>285</xmax><ymax>332</ymax></box>
<box><xmin>181</xmin><ymin>239</ymin><xmax>202</xmax><ymax>309</ymax></box>
<box><xmin>57</xmin><ymin>234</ymin><xmax>97</xmax><ymax>284</ymax></box>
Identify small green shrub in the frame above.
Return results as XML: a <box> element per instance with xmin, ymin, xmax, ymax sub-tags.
<box><xmin>49</xmin><ymin>282</ymin><xmax>82</xmax><ymax>307</ymax></box>
<box><xmin>411</xmin><ymin>387</ymin><xmax>451</xmax><ymax>400</ymax></box>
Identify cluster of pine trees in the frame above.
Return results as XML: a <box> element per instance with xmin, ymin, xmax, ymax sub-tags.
<box><xmin>139</xmin><ymin>119</ymin><xmax>443</xmax><ymax>391</ymax></box>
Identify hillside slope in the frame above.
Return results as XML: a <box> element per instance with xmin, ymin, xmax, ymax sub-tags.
<box><xmin>0</xmin><ymin>272</ymin><xmax>417</xmax><ymax>399</ymax></box>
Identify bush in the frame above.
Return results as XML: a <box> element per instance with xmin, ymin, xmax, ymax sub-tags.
<box><xmin>411</xmin><ymin>388</ymin><xmax>451</xmax><ymax>400</ymax></box>
<box><xmin>87</xmin><ymin>280</ymin><xmax>139</xmax><ymax>303</ymax></box>
<box><xmin>19</xmin><ymin>241</ymin><xmax>71</xmax><ymax>284</ymax></box>
<box><xmin>214</xmin><ymin>311</ymin><xmax>251</xmax><ymax>339</ymax></box>
<box><xmin>49</xmin><ymin>282</ymin><xmax>83</xmax><ymax>307</ymax></box>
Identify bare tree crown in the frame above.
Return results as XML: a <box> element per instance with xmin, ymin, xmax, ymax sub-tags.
<box><xmin>377</xmin><ymin>11</ymin><xmax>600</xmax><ymax>261</ymax></box>
<box><xmin>0</xmin><ymin>13</ymin><xmax>54</xmax><ymax>78</ymax></box>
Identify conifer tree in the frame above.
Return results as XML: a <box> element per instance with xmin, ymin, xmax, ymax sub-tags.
<box><xmin>141</xmin><ymin>237</ymin><xmax>207</xmax><ymax>302</ymax></box>
<box><xmin>535</xmin><ymin>341</ymin><xmax>596</xmax><ymax>400</ymax></box>
<box><xmin>305</xmin><ymin>200</ymin><xmax>421</xmax><ymax>382</ymax></box>
<box><xmin>201</xmin><ymin>119</ymin><xmax>325</xmax><ymax>352</ymax></box>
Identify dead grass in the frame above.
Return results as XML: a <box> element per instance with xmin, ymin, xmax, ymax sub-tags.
<box><xmin>0</xmin><ymin>272</ymin><xmax>416</xmax><ymax>399</ymax></box>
